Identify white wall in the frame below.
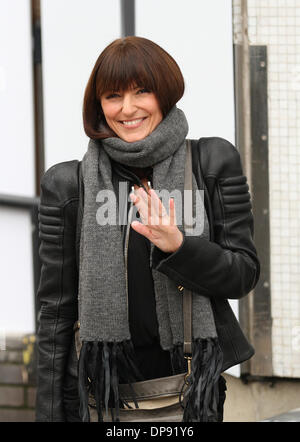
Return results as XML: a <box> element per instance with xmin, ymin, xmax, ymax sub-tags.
<box><xmin>135</xmin><ymin>0</ymin><xmax>236</xmax><ymax>143</ymax></box>
<box><xmin>136</xmin><ymin>0</ymin><xmax>238</xmax><ymax>376</ymax></box>
<box><xmin>0</xmin><ymin>0</ymin><xmax>35</xmax><ymax>335</ymax></box>
<box><xmin>40</xmin><ymin>0</ymin><xmax>121</xmax><ymax>169</ymax></box>
<box><xmin>0</xmin><ymin>208</ymin><xmax>35</xmax><ymax>335</ymax></box>
<box><xmin>0</xmin><ymin>0</ymin><xmax>35</xmax><ymax>197</ymax></box>
<box><xmin>243</xmin><ymin>0</ymin><xmax>300</xmax><ymax>379</ymax></box>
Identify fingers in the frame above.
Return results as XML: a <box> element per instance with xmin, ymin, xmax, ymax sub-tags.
<box><xmin>149</xmin><ymin>189</ymin><xmax>167</xmax><ymax>219</ymax></box>
<box><xmin>130</xmin><ymin>188</ymin><xmax>183</xmax><ymax>252</ymax></box>
<box><xmin>130</xmin><ymin>220</ymin><xmax>154</xmax><ymax>241</ymax></box>
<box><xmin>169</xmin><ymin>197</ymin><xmax>176</xmax><ymax>226</ymax></box>
<box><xmin>130</xmin><ymin>188</ymin><xmax>149</xmax><ymax>224</ymax></box>
<box><xmin>130</xmin><ymin>187</ymin><xmax>171</xmax><ymax>227</ymax></box>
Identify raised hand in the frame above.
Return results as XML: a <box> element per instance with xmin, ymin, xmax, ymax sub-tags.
<box><xmin>129</xmin><ymin>186</ymin><xmax>183</xmax><ymax>253</ymax></box>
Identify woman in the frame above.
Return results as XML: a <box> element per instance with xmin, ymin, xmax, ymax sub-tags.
<box><xmin>35</xmin><ymin>36</ymin><xmax>260</xmax><ymax>422</ymax></box>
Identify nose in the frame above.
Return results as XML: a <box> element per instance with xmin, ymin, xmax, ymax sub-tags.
<box><xmin>122</xmin><ymin>92</ymin><xmax>137</xmax><ymax>116</ymax></box>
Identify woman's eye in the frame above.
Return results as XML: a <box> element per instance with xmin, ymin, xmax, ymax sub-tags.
<box><xmin>137</xmin><ymin>88</ymin><xmax>150</xmax><ymax>94</ymax></box>
<box><xmin>106</xmin><ymin>93</ymin><xmax>120</xmax><ymax>99</ymax></box>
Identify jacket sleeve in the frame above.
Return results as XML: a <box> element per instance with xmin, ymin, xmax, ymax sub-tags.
<box><xmin>35</xmin><ymin>161</ymin><xmax>79</xmax><ymax>422</ymax></box>
<box><xmin>151</xmin><ymin>137</ymin><xmax>260</xmax><ymax>300</ymax></box>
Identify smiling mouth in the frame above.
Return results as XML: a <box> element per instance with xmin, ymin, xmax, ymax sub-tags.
<box><xmin>119</xmin><ymin>117</ymin><xmax>147</xmax><ymax>128</ymax></box>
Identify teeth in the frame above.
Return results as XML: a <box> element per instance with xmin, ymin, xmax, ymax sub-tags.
<box><xmin>122</xmin><ymin>118</ymin><xmax>144</xmax><ymax>126</ymax></box>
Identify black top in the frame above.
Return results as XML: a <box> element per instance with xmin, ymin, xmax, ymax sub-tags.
<box><xmin>112</xmin><ymin>161</ymin><xmax>173</xmax><ymax>380</ymax></box>
<box><xmin>127</xmin><ymin>227</ymin><xmax>172</xmax><ymax>379</ymax></box>
<box><xmin>127</xmin><ymin>227</ymin><xmax>159</xmax><ymax>347</ymax></box>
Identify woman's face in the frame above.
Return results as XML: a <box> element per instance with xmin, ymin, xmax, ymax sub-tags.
<box><xmin>100</xmin><ymin>86</ymin><xmax>163</xmax><ymax>142</ymax></box>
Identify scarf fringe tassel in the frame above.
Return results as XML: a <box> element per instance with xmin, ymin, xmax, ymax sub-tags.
<box><xmin>78</xmin><ymin>338</ymin><xmax>223</xmax><ymax>422</ymax></box>
<box><xmin>181</xmin><ymin>338</ymin><xmax>223</xmax><ymax>422</ymax></box>
<box><xmin>78</xmin><ymin>340</ymin><xmax>144</xmax><ymax>422</ymax></box>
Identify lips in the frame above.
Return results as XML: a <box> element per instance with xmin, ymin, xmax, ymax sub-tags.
<box><xmin>119</xmin><ymin>117</ymin><xmax>147</xmax><ymax>128</ymax></box>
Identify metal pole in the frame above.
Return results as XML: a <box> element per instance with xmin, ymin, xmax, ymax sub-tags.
<box><xmin>121</xmin><ymin>0</ymin><xmax>135</xmax><ymax>37</ymax></box>
<box><xmin>31</xmin><ymin>0</ymin><xmax>45</xmax><ymax>196</ymax></box>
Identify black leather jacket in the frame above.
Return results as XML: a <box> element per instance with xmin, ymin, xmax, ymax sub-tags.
<box><xmin>35</xmin><ymin>137</ymin><xmax>260</xmax><ymax>421</ymax></box>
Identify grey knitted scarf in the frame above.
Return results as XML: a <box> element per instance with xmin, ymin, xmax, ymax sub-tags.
<box><xmin>78</xmin><ymin>106</ymin><xmax>223</xmax><ymax>422</ymax></box>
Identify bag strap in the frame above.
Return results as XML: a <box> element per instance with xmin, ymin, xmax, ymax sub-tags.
<box><xmin>182</xmin><ymin>139</ymin><xmax>193</xmax><ymax>362</ymax></box>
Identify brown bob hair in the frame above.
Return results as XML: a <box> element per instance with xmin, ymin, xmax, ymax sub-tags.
<box><xmin>83</xmin><ymin>36</ymin><xmax>185</xmax><ymax>139</ymax></box>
